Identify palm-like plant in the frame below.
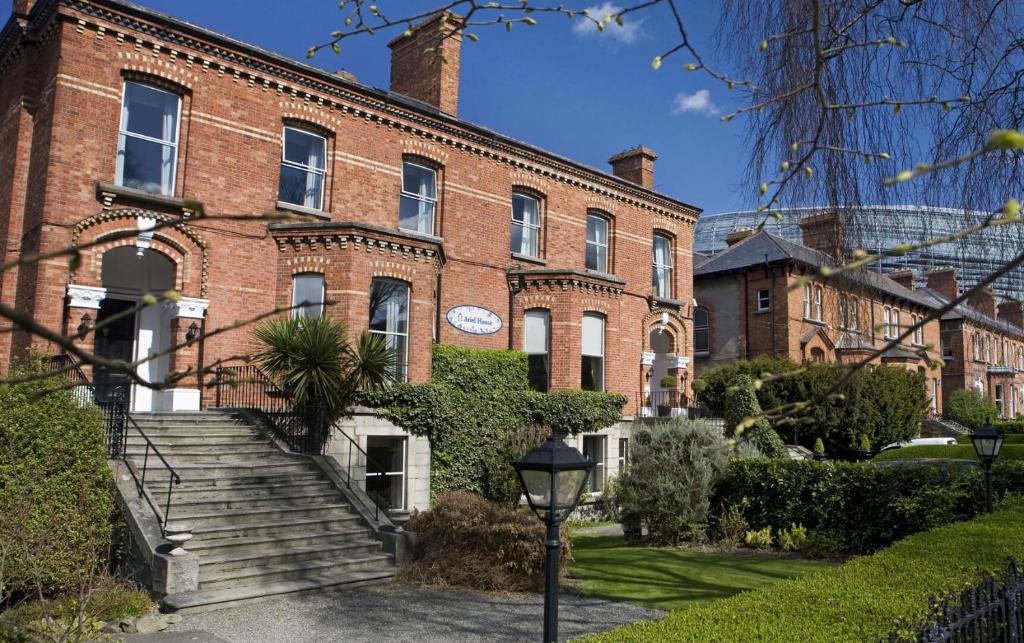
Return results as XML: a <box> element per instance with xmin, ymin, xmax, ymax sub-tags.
<box><xmin>253</xmin><ymin>315</ymin><xmax>393</xmax><ymax>426</ymax></box>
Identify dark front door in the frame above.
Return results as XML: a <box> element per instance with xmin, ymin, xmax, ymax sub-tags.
<box><xmin>93</xmin><ymin>298</ymin><xmax>136</xmax><ymax>404</ymax></box>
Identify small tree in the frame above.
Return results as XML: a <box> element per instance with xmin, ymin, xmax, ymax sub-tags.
<box><xmin>616</xmin><ymin>419</ymin><xmax>729</xmax><ymax>545</ymax></box>
<box><xmin>945</xmin><ymin>389</ymin><xmax>999</xmax><ymax>429</ymax></box>
<box><xmin>723</xmin><ymin>375</ymin><xmax>787</xmax><ymax>458</ymax></box>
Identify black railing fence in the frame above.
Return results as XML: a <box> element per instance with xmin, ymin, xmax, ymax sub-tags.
<box><xmin>892</xmin><ymin>559</ymin><xmax>1024</xmax><ymax>642</ymax></box>
<box><xmin>636</xmin><ymin>390</ymin><xmax>702</xmax><ymax>419</ymax></box>
<box><xmin>46</xmin><ymin>355</ymin><xmax>180</xmax><ymax>535</ymax></box>
<box><xmin>214</xmin><ymin>364</ymin><xmax>391</xmax><ymax>521</ymax></box>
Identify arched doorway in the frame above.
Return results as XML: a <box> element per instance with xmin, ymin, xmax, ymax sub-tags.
<box><xmin>96</xmin><ymin>246</ymin><xmax>175</xmax><ymax>412</ymax></box>
<box><xmin>648</xmin><ymin>329</ymin><xmax>678</xmax><ymax>416</ymax></box>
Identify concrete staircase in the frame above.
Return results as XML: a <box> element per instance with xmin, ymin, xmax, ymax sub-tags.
<box><xmin>921</xmin><ymin>416</ymin><xmax>971</xmax><ymax>438</ymax></box>
<box><xmin>125</xmin><ymin>411</ymin><xmax>394</xmax><ymax>613</ymax></box>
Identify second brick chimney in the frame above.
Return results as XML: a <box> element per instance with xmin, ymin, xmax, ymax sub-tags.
<box><xmin>798</xmin><ymin>211</ymin><xmax>845</xmax><ymax>263</ymax></box>
<box><xmin>608</xmin><ymin>146</ymin><xmax>657</xmax><ymax>189</ymax></box>
<box><xmin>968</xmin><ymin>286</ymin><xmax>997</xmax><ymax>319</ymax></box>
<box><xmin>388</xmin><ymin>12</ymin><xmax>463</xmax><ymax>115</ymax></box>
<box><xmin>889</xmin><ymin>268</ymin><xmax>916</xmax><ymax>291</ymax></box>
<box><xmin>998</xmin><ymin>300</ymin><xmax>1024</xmax><ymax>329</ymax></box>
<box><xmin>926</xmin><ymin>267</ymin><xmax>959</xmax><ymax>302</ymax></box>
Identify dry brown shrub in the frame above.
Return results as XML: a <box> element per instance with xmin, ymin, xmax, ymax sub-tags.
<box><xmin>398</xmin><ymin>491</ymin><xmax>572</xmax><ymax>592</ymax></box>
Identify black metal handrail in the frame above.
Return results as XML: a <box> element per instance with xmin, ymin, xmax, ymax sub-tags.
<box><xmin>215</xmin><ymin>364</ymin><xmax>392</xmax><ymax>521</ymax></box>
<box><xmin>46</xmin><ymin>355</ymin><xmax>181</xmax><ymax>536</ymax></box>
<box><xmin>636</xmin><ymin>390</ymin><xmax>701</xmax><ymax>419</ymax></box>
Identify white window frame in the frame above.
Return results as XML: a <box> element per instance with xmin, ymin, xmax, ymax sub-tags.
<box><xmin>116</xmin><ymin>81</ymin><xmax>182</xmax><ymax>196</ymax></box>
<box><xmin>523</xmin><ymin>308</ymin><xmax>551</xmax><ymax>392</ymax></box>
<box><xmin>652</xmin><ymin>234</ymin><xmax>673</xmax><ymax>299</ymax></box>
<box><xmin>813</xmin><ymin>286</ymin><xmax>823</xmax><ymax>322</ymax></box>
<box><xmin>973</xmin><ymin>333</ymin><xmax>981</xmax><ymax>361</ymax></box>
<box><xmin>399</xmin><ymin>160</ymin><xmax>437</xmax><ymax>235</ymax></box>
<box><xmin>364</xmin><ymin>436</ymin><xmax>407</xmax><ymax>511</ymax></box>
<box><xmin>586</xmin><ymin>213</ymin><xmax>610</xmax><ymax>273</ymax></box>
<box><xmin>756</xmin><ymin>289</ymin><xmax>770</xmax><ymax>312</ymax></box>
<box><xmin>581</xmin><ymin>313</ymin><xmax>605</xmax><ymax>392</ymax></box>
<box><xmin>369</xmin><ymin>278</ymin><xmax>410</xmax><ymax>383</ymax></box>
<box><xmin>803</xmin><ymin>284</ymin><xmax>812</xmax><ymax>320</ymax></box>
<box><xmin>582</xmin><ymin>435</ymin><xmax>606</xmax><ymax>494</ymax></box>
<box><xmin>618</xmin><ymin>437</ymin><xmax>629</xmax><ymax>470</ymax></box>
<box><xmin>996</xmin><ymin>384</ymin><xmax>1005</xmax><ymax>418</ymax></box>
<box><xmin>279</xmin><ymin>126</ymin><xmax>327</xmax><ymax>211</ymax></box>
<box><xmin>849</xmin><ymin>298</ymin><xmax>859</xmax><ymax>331</ymax></box>
<box><xmin>511</xmin><ymin>192</ymin><xmax>541</xmax><ymax>257</ymax></box>
<box><xmin>882</xmin><ymin>306</ymin><xmax>891</xmax><ymax>338</ymax></box>
<box><xmin>291</xmin><ymin>273</ymin><xmax>325</xmax><ymax>319</ymax></box>
<box><xmin>694</xmin><ymin>308</ymin><xmax>710</xmax><ymax>355</ymax></box>
<box><xmin>892</xmin><ymin>310</ymin><xmax>901</xmax><ymax>339</ymax></box>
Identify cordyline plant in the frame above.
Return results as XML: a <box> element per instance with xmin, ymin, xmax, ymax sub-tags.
<box><xmin>252</xmin><ymin>315</ymin><xmax>393</xmax><ymax>425</ymax></box>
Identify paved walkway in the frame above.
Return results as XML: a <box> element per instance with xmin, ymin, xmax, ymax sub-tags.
<box><xmin>133</xmin><ymin>584</ymin><xmax>661</xmax><ymax>643</ymax></box>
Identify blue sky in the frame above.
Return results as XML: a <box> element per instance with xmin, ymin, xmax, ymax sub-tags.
<box><xmin>7</xmin><ymin>1</ymin><xmax>753</xmax><ymax>214</ymax></box>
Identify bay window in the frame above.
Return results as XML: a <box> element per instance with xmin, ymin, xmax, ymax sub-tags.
<box><xmin>581</xmin><ymin>313</ymin><xmax>605</xmax><ymax>392</ymax></box>
<box><xmin>279</xmin><ymin>127</ymin><xmax>327</xmax><ymax>210</ymax></box>
<box><xmin>400</xmin><ymin>161</ymin><xmax>437</xmax><ymax>234</ymax></box>
<box><xmin>523</xmin><ymin>309</ymin><xmax>550</xmax><ymax>392</ymax></box>
<box><xmin>291</xmin><ymin>273</ymin><xmax>325</xmax><ymax>319</ymax></box>
<box><xmin>116</xmin><ymin>81</ymin><xmax>181</xmax><ymax>196</ymax></box>
<box><xmin>369</xmin><ymin>278</ymin><xmax>410</xmax><ymax>382</ymax></box>
<box><xmin>511</xmin><ymin>192</ymin><xmax>541</xmax><ymax>257</ymax></box>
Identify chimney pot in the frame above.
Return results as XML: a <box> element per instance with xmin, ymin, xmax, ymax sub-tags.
<box><xmin>388</xmin><ymin>12</ymin><xmax>463</xmax><ymax>115</ymax></box>
<box><xmin>889</xmin><ymin>268</ymin><xmax>916</xmax><ymax>291</ymax></box>
<box><xmin>608</xmin><ymin>146</ymin><xmax>657</xmax><ymax>189</ymax></box>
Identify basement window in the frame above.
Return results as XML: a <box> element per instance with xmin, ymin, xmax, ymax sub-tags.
<box><xmin>365</xmin><ymin>436</ymin><xmax>406</xmax><ymax>511</ymax></box>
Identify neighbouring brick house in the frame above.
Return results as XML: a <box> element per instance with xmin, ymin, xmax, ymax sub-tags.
<box><xmin>914</xmin><ymin>267</ymin><xmax>1024</xmax><ymax>419</ymax></box>
<box><xmin>0</xmin><ymin>0</ymin><xmax>700</xmax><ymax>510</ymax></box>
<box><xmin>693</xmin><ymin>218</ymin><xmax>944</xmax><ymax>416</ymax></box>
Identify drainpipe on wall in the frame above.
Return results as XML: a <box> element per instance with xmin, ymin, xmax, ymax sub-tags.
<box><xmin>434</xmin><ymin>270</ymin><xmax>443</xmax><ymax>344</ymax></box>
<box><xmin>743</xmin><ymin>272</ymin><xmax>750</xmax><ymax>359</ymax></box>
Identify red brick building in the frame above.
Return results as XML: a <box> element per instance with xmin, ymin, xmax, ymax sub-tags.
<box><xmin>693</xmin><ymin>218</ymin><xmax>944</xmax><ymax>415</ymax></box>
<box><xmin>0</xmin><ymin>0</ymin><xmax>699</xmax><ymax>418</ymax></box>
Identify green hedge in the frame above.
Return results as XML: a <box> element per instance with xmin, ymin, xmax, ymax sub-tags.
<box><xmin>0</xmin><ymin>358</ymin><xmax>113</xmax><ymax>595</ymax></box>
<box><xmin>716</xmin><ymin>459</ymin><xmax>980</xmax><ymax>553</ymax></box>
<box><xmin>944</xmin><ymin>389</ymin><xmax>999</xmax><ymax>429</ymax></box>
<box><xmin>694</xmin><ymin>358</ymin><xmax>925</xmax><ymax>453</ymax></box>
<box><xmin>360</xmin><ymin>344</ymin><xmax>626</xmax><ymax>500</ymax></box>
<box><xmin>956</xmin><ymin>433</ymin><xmax>1024</xmax><ymax>445</ymax></box>
<box><xmin>580</xmin><ymin>501</ymin><xmax>1024</xmax><ymax>642</ymax></box>
<box><xmin>874</xmin><ymin>444</ymin><xmax>1024</xmax><ymax>461</ymax></box>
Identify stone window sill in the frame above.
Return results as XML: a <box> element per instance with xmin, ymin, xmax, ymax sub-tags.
<box><xmin>654</xmin><ymin>295</ymin><xmax>684</xmax><ymax>309</ymax></box>
<box><xmin>276</xmin><ymin>201</ymin><xmax>331</xmax><ymax>220</ymax></box>
<box><xmin>755</xmin><ymin>307</ymin><xmax>771</xmax><ymax>314</ymax></box>
<box><xmin>803</xmin><ymin>318</ymin><xmax>828</xmax><ymax>327</ymax></box>
<box><xmin>96</xmin><ymin>180</ymin><xmax>193</xmax><ymax>212</ymax></box>
<box><xmin>511</xmin><ymin>252</ymin><xmax>546</xmax><ymax>266</ymax></box>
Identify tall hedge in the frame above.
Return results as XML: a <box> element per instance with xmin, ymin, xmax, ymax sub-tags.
<box><xmin>722</xmin><ymin>374</ymin><xmax>786</xmax><ymax>457</ymax></box>
<box><xmin>695</xmin><ymin>358</ymin><xmax>925</xmax><ymax>452</ymax></box>
<box><xmin>360</xmin><ymin>344</ymin><xmax>627</xmax><ymax>500</ymax></box>
<box><xmin>945</xmin><ymin>389</ymin><xmax>999</xmax><ymax>429</ymax></box>
<box><xmin>0</xmin><ymin>358</ymin><xmax>113</xmax><ymax>596</ymax></box>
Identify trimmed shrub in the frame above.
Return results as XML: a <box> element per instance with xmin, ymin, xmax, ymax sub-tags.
<box><xmin>361</xmin><ymin>344</ymin><xmax>626</xmax><ymax>500</ymax></box>
<box><xmin>398</xmin><ymin>491</ymin><xmax>569</xmax><ymax>591</ymax></box>
<box><xmin>0</xmin><ymin>358</ymin><xmax>113</xmax><ymax>596</ymax></box>
<box><xmin>694</xmin><ymin>355</ymin><xmax>802</xmax><ymax>417</ymax></box>
<box><xmin>716</xmin><ymin>458</ymin><xmax>981</xmax><ymax>553</ymax></box>
<box><xmin>722</xmin><ymin>375</ymin><xmax>785</xmax><ymax>457</ymax></box>
<box><xmin>945</xmin><ymin>389</ymin><xmax>999</xmax><ymax>429</ymax></box>
<box><xmin>779</xmin><ymin>524</ymin><xmax>808</xmax><ymax>552</ymax></box>
<box><xmin>579</xmin><ymin>501</ymin><xmax>1024</xmax><ymax>642</ymax></box>
<box><xmin>744</xmin><ymin>527</ymin><xmax>773</xmax><ymax>549</ymax></box>
<box><xmin>616</xmin><ymin>419</ymin><xmax>728</xmax><ymax>545</ymax></box>
<box><xmin>873</xmin><ymin>444</ymin><xmax>1024</xmax><ymax>462</ymax></box>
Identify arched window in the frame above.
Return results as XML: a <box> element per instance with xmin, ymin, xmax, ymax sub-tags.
<box><xmin>810</xmin><ymin>347</ymin><xmax>826</xmax><ymax>363</ymax></box>
<box><xmin>117</xmin><ymin>81</ymin><xmax>182</xmax><ymax>196</ymax></box>
<box><xmin>694</xmin><ymin>307</ymin><xmax>710</xmax><ymax>354</ymax></box>
<box><xmin>813</xmin><ymin>286</ymin><xmax>823</xmax><ymax>321</ymax></box>
<box><xmin>652</xmin><ymin>233</ymin><xmax>673</xmax><ymax>298</ymax></box>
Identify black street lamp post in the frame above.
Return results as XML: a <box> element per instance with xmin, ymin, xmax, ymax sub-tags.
<box><xmin>513</xmin><ymin>431</ymin><xmax>594</xmax><ymax>643</ymax></box>
<box><xmin>970</xmin><ymin>424</ymin><xmax>1005</xmax><ymax>513</ymax></box>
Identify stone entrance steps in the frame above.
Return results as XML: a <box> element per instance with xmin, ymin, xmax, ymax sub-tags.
<box><xmin>127</xmin><ymin>410</ymin><xmax>394</xmax><ymax>613</ymax></box>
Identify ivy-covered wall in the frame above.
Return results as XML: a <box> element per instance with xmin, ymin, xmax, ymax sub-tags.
<box><xmin>360</xmin><ymin>344</ymin><xmax>627</xmax><ymax>500</ymax></box>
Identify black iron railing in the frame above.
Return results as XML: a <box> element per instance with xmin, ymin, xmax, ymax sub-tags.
<box><xmin>636</xmin><ymin>390</ymin><xmax>702</xmax><ymax>419</ymax></box>
<box><xmin>47</xmin><ymin>355</ymin><xmax>181</xmax><ymax>535</ymax></box>
<box><xmin>892</xmin><ymin>558</ymin><xmax>1024</xmax><ymax>642</ymax></box>
<box><xmin>214</xmin><ymin>364</ymin><xmax>392</xmax><ymax>521</ymax></box>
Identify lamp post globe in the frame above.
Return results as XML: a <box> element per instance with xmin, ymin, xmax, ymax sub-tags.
<box><xmin>513</xmin><ymin>431</ymin><xmax>594</xmax><ymax>643</ymax></box>
<box><xmin>970</xmin><ymin>424</ymin><xmax>1005</xmax><ymax>513</ymax></box>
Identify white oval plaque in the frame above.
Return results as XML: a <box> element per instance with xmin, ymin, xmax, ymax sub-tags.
<box><xmin>446</xmin><ymin>305</ymin><xmax>503</xmax><ymax>335</ymax></box>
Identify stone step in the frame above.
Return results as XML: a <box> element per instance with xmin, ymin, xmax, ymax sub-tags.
<box><xmin>129</xmin><ymin>425</ymin><xmax>257</xmax><ymax>435</ymax></box>
<box><xmin>186</xmin><ymin>528</ymin><xmax>372</xmax><ymax>555</ymax></box>
<box><xmin>153</xmin><ymin>480</ymin><xmax>336</xmax><ymax>502</ymax></box>
<box><xmin>198</xmin><ymin>554</ymin><xmax>393</xmax><ymax>591</ymax></box>
<box><xmin>162</xmin><ymin>566</ymin><xmax>395</xmax><ymax>614</ymax></box>
<box><xmin>131</xmin><ymin>461</ymin><xmax>314</xmax><ymax>480</ymax></box>
<box><xmin>125</xmin><ymin>449</ymin><xmax>290</xmax><ymax>464</ymax></box>
<box><xmin>155</xmin><ymin>471</ymin><xmax>326</xmax><ymax>491</ymax></box>
<box><xmin>125</xmin><ymin>435</ymin><xmax>271</xmax><ymax>446</ymax></box>
<box><xmin>165</xmin><ymin>491</ymin><xmax>345</xmax><ymax>512</ymax></box>
<box><xmin>176</xmin><ymin>504</ymin><xmax>353</xmax><ymax>529</ymax></box>
<box><xmin>199</xmin><ymin>540</ymin><xmax>382</xmax><ymax>576</ymax></box>
<box><xmin>191</xmin><ymin>515</ymin><xmax>364</xmax><ymax>540</ymax></box>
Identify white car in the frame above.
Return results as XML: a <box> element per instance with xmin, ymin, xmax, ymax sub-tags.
<box><xmin>880</xmin><ymin>437</ymin><xmax>958</xmax><ymax>452</ymax></box>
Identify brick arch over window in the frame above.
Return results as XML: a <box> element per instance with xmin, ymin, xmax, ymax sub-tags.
<box><xmin>121</xmin><ymin>68</ymin><xmax>196</xmax><ymax>95</ymax></box>
<box><xmin>641</xmin><ymin>308</ymin><xmax>688</xmax><ymax>355</ymax></box>
<box><xmin>71</xmin><ymin>208</ymin><xmax>209</xmax><ymax>297</ymax></box>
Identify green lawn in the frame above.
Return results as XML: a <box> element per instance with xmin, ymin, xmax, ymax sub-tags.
<box><xmin>569</xmin><ymin>532</ymin><xmax>829</xmax><ymax>612</ymax></box>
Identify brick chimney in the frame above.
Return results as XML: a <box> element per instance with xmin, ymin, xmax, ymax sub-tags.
<box><xmin>926</xmin><ymin>267</ymin><xmax>959</xmax><ymax>302</ymax></box>
<box><xmin>608</xmin><ymin>146</ymin><xmax>657</xmax><ymax>189</ymax></box>
<box><xmin>968</xmin><ymin>286</ymin><xmax>997</xmax><ymax>319</ymax></box>
<box><xmin>889</xmin><ymin>268</ymin><xmax>916</xmax><ymax>291</ymax></box>
<box><xmin>998</xmin><ymin>300</ymin><xmax>1024</xmax><ymax>329</ymax></box>
<box><xmin>388</xmin><ymin>12</ymin><xmax>463</xmax><ymax>115</ymax></box>
<box><xmin>11</xmin><ymin>0</ymin><xmax>36</xmax><ymax>15</ymax></box>
<box><xmin>798</xmin><ymin>211</ymin><xmax>845</xmax><ymax>262</ymax></box>
<box><xmin>725</xmin><ymin>227</ymin><xmax>755</xmax><ymax>247</ymax></box>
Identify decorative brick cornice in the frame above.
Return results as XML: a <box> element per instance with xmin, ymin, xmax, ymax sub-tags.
<box><xmin>51</xmin><ymin>0</ymin><xmax>700</xmax><ymax>223</ymax></box>
<box><xmin>270</xmin><ymin>221</ymin><xmax>445</xmax><ymax>272</ymax></box>
<box><xmin>508</xmin><ymin>268</ymin><xmax>624</xmax><ymax>298</ymax></box>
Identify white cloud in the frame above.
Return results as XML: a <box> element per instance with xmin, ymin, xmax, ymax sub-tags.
<box><xmin>672</xmin><ymin>89</ymin><xmax>720</xmax><ymax>116</ymax></box>
<box><xmin>572</xmin><ymin>2</ymin><xmax>644</xmax><ymax>45</ymax></box>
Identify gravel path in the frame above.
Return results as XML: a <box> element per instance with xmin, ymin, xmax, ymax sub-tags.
<box><xmin>153</xmin><ymin>584</ymin><xmax>661</xmax><ymax>643</ymax></box>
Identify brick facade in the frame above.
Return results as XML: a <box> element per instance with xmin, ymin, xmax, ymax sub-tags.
<box><xmin>0</xmin><ymin>0</ymin><xmax>700</xmax><ymax>415</ymax></box>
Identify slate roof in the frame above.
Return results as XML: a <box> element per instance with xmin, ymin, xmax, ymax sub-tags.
<box><xmin>917</xmin><ymin>288</ymin><xmax>1024</xmax><ymax>339</ymax></box>
<box><xmin>694</xmin><ymin>231</ymin><xmax>937</xmax><ymax>310</ymax></box>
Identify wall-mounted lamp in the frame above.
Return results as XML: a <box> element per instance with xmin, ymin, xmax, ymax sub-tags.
<box><xmin>185</xmin><ymin>321</ymin><xmax>199</xmax><ymax>344</ymax></box>
<box><xmin>77</xmin><ymin>312</ymin><xmax>92</xmax><ymax>336</ymax></box>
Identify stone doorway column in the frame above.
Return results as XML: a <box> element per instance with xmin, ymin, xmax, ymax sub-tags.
<box><xmin>65</xmin><ymin>284</ymin><xmax>107</xmax><ymax>379</ymax></box>
<box><xmin>164</xmin><ymin>297</ymin><xmax>209</xmax><ymax>411</ymax></box>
